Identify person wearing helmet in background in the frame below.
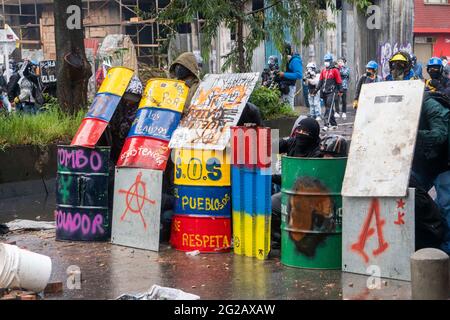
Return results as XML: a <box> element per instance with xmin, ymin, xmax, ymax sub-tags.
<box><xmin>336</xmin><ymin>57</ymin><xmax>350</xmax><ymax>120</ymax></box>
<box><xmin>425</xmin><ymin>57</ymin><xmax>450</xmax><ymax>97</ymax></box>
<box><xmin>313</xmin><ymin>53</ymin><xmax>343</xmax><ymax>131</ymax></box>
<box><xmin>12</xmin><ymin>60</ymin><xmax>43</xmax><ymax>114</ymax></box>
<box><xmin>304</xmin><ymin>62</ymin><xmax>321</xmax><ymax>120</ymax></box>
<box><xmin>275</xmin><ymin>43</ymin><xmax>303</xmax><ymax>109</ymax></box>
<box><xmin>386</xmin><ymin>51</ymin><xmax>449</xmax><ymax>250</ymax></box>
<box><xmin>441</xmin><ymin>56</ymin><xmax>450</xmax><ymax>79</ymax></box>
<box><xmin>320</xmin><ymin>134</ymin><xmax>348</xmax><ymax>158</ymax></box>
<box><xmin>385</xmin><ymin>51</ymin><xmax>417</xmax><ymax>81</ymax></box>
<box><xmin>262</xmin><ymin>55</ymin><xmax>279</xmax><ymax>88</ymax></box>
<box><xmin>169</xmin><ymin>52</ymin><xmax>201</xmax><ymax>114</ymax></box>
<box><xmin>353</xmin><ymin>60</ymin><xmax>382</xmax><ymax>109</ymax></box>
<box><xmin>411</xmin><ymin>53</ymin><xmax>424</xmax><ymax>80</ymax></box>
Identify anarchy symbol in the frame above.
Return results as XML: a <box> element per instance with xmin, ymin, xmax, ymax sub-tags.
<box><xmin>118</xmin><ymin>172</ymin><xmax>155</xmax><ymax>230</ymax></box>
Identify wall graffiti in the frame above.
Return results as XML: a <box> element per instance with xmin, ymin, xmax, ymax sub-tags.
<box><xmin>169</xmin><ymin>73</ymin><xmax>259</xmax><ymax>150</ymax></box>
<box><xmin>378</xmin><ymin>42</ymin><xmax>412</xmax><ymax>80</ymax></box>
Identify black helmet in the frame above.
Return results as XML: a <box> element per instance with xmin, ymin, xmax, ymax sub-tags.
<box><xmin>320</xmin><ymin>135</ymin><xmax>348</xmax><ymax>157</ymax></box>
<box><xmin>284</xmin><ymin>42</ymin><xmax>292</xmax><ymax>56</ymax></box>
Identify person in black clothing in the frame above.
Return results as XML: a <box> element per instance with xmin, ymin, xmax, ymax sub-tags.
<box><xmin>353</xmin><ymin>60</ymin><xmax>382</xmax><ymax>109</ymax></box>
<box><xmin>271</xmin><ymin>118</ymin><xmax>322</xmax><ymax>249</ymax></box>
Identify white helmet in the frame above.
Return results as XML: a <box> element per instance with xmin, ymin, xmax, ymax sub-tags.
<box><xmin>306</xmin><ymin>62</ymin><xmax>317</xmax><ymax>71</ymax></box>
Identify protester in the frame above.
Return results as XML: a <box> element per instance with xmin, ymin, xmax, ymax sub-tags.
<box><xmin>386</xmin><ymin>52</ymin><xmax>449</xmax><ymax>250</ymax></box>
<box><xmin>385</xmin><ymin>51</ymin><xmax>417</xmax><ymax>81</ymax></box>
<box><xmin>336</xmin><ymin>57</ymin><xmax>350</xmax><ymax>120</ymax></box>
<box><xmin>303</xmin><ymin>62</ymin><xmax>321</xmax><ymax>120</ymax></box>
<box><xmin>0</xmin><ymin>66</ymin><xmax>11</xmax><ymax>113</ymax></box>
<box><xmin>261</xmin><ymin>55</ymin><xmax>279</xmax><ymax>88</ymax></box>
<box><xmin>353</xmin><ymin>60</ymin><xmax>382</xmax><ymax>109</ymax></box>
<box><xmin>271</xmin><ymin>118</ymin><xmax>322</xmax><ymax>249</ymax></box>
<box><xmin>425</xmin><ymin>57</ymin><xmax>450</xmax><ymax>97</ymax></box>
<box><xmin>275</xmin><ymin>43</ymin><xmax>303</xmax><ymax>109</ymax></box>
<box><xmin>313</xmin><ymin>53</ymin><xmax>343</xmax><ymax>131</ymax></box>
<box><xmin>11</xmin><ymin>60</ymin><xmax>43</xmax><ymax>114</ymax></box>
<box><xmin>169</xmin><ymin>51</ymin><xmax>201</xmax><ymax>114</ymax></box>
<box><xmin>441</xmin><ymin>56</ymin><xmax>450</xmax><ymax>79</ymax></box>
<box><xmin>411</xmin><ymin>53</ymin><xmax>424</xmax><ymax>80</ymax></box>
<box><xmin>320</xmin><ymin>134</ymin><xmax>348</xmax><ymax>158</ymax></box>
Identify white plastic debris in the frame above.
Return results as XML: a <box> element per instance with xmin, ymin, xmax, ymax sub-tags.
<box><xmin>5</xmin><ymin>220</ymin><xmax>55</xmax><ymax>232</ymax></box>
<box><xmin>116</xmin><ymin>285</ymin><xmax>200</xmax><ymax>300</ymax></box>
<box><xmin>185</xmin><ymin>250</ymin><xmax>200</xmax><ymax>256</ymax></box>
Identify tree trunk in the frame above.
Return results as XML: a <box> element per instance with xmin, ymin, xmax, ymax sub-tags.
<box><xmin>54</xmin><ymin>0</ymin><xmax>92</xmax><ymax>115</ymax></box>
<box><xmin>236</xmin><ymin>15</ymin><xmax>246</xmax><ymax>73</ymax></box>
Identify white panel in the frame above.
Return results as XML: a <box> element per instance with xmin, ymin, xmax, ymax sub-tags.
<box><xmin>169</xmin><ymin>73</ymin><xmax>259</xmax><ymax>150</ymax></box>
<box><xmin>111</xmin><ymin>168</ymin><xmax>162</xmax><ymax>251</ymax></box>
<box><xmin>342</xmin><ymin>189</ymin><xmax>415</xmax><ymax>281</ymax></box>
<box><xmin>342</xmin><ymin>80</ymin><xmax>424</xmax><ymax>197</ymax></box>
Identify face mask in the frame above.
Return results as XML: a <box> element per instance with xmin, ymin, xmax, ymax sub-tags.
<box><xmin>428</xmin><ymin>68</ymin><xmax>441</xmax><ymax>80</ymax></box>
<box><xmin>324</xmin><ymin>61</ymin><xmax>330</xmax><ymax>68</ymax></box>
<box><xmin>174</xmin><ymin>64</ymin><xmax>192</xmax><ymax>80</ymax></box>
<box><xmin>391</xmin><ymin>68</ymin><xmax>405</xmax><ymax>80</ymax></box>
<box><xmin>366</xmin><ymin>71</ymin><xmax>374</xmax><ymax>77</ymax></box>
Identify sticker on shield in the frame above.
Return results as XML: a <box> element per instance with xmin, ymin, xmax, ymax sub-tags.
<box><xmin>111</xmin><ymin>168</ymin><xmax>162</xmax><ymax>251</ymax></box>
<box><xmin>174</xmin><ymin>185</ymin><xmax>231</xmax><ymax>217</ymax></box>
<box><xmin>71</xmin><ymin>118</ymin><xmax>109</xmax><ymax>148</ymax></box>
<box><xmin>86</xmin><ymin>93</ymin><xmax>121</xmax><ymax>122</ymax></box>
<box><xmin>128</xmin><ymin>107</ymin><xmax>181</xmax><ymax>141</ymax></box>
<box><xmin>116</xmin><ymin>136</ymin><xmax>171</xmax><ymax>170</ymax></box>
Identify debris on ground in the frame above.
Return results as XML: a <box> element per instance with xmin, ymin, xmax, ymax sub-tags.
<box><xmin>116</xmin><ymin>284</ymin><xmax>200</xmax><ymax>300</ymax></box>
<box><xmin>44</xmin><ymin>282</ymin><xmax>63</xmax><ymax>294</ymax></box>
<box><xmin>5</xmin><ymin>220</ymin><xmax>55</xmax><ymax>232</ymax></box>
<box><xmin>185</xmin><ymin>250</ymin><xmax>200</xmax><ymax>256</ymax></box>
<box><xmin>0</xmin><ymin>289</ymin><xmax>38</xmax><ymax>300</ymax></box>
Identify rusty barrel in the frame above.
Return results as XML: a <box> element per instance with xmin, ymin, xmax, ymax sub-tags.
<box><xmin>170</xmin><ymin>148</ymin><xmax>232</xmax><ymax>253</ymax></box>
<box><xmin>55</xmin><ymin>145</ymin><xmax>111</xmax><ymax>241</ymax></box>
<box><xmin>281</xmin><ymin>156</ymin><xmax>347</xmax><ymax>269</ymax></box>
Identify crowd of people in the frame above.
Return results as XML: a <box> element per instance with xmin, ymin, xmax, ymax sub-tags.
<box><xmin>263</xmin><ymin>44</ymin><xmax>450</xmax><ymax>253</ymax></box>
<box><xmin>0</xmin><ymin>60</ymin><xmax>43</xmax><ymax>115</ymax></box>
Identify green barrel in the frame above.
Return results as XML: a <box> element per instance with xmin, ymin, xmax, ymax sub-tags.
<box><xmin>281</xmin><ymin>156</ymin><xmax>347</xmax><ymax>269</ymax></box>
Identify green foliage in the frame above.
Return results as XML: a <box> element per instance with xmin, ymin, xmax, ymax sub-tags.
<box><xmin>249</xmin><ymin>85</ymin><xmax>296</xmax><ymax>120</ymax></box>
<box><xmin>0</xmin><ymin>102</ymin><xmax>85</xmax><ymax>148</ymax></box>
<box><xmin>159</xmin><ymin>0</ymin><xmax>372</xmax><ymax>72</ymax></box>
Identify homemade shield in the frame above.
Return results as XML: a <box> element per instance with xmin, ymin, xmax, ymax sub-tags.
<box><xmin>111</xmin><ymin>168</ymin><xmax>162</xmax><ymax>251</ymax></box>
<box><xmin>342</xmin><ymin>190</ymin><xmax>415</xmax><ymax>281</ymax></box>
<box><xmin>169</xmin><ymin>73</ymin><xmax>260</xmax><ymax>150</ymax></box>
<box><xmin>342</xmin><ymin>80</ymin><xmax>424</xmax><ymax>197</ymax></box>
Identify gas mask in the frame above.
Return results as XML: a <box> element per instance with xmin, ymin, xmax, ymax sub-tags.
<box><xmin>390</xmin><ymin>62</ymin><xmax>408</xmax><ymax>80</ymax></box>
<box><xmin>428</xmin><ymin>67</ymin><xmax>441</xmax><ymax>80</ymax></box>
<box><xmin>324</xmin><ymin>61</ymin><xmax>331</xmax><ymax>68</ymax></box>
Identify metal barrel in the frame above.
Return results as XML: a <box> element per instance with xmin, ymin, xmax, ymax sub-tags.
<box><xmin>280</xmin><ymin>156</ymin><xmax>347</xmax><ymax>269</ymax></box>
<box><xmin>97</xmin><ymin>66</ymin><xmax>134</xmax><ymax>97</ymax></box>
<box><xmin>71</xmin><ymin>118</ymin><xmax>109</xmax><ymax>148</ymax></box>
<box><xmin>170</xmin><ymin>215</ymin><xmax>232</xmax><ymax>253</ymax></box>
<box><xmin>139</xmin><ymin>78</ymin><xmax>189</xmax><ymax>113</ymax></box>
<box><xmin>56</xmin><ymin>145</ymin><xmax>111</xmax><ymax>241</ymax></box>
<box><xmin>231</xmin><ymin>126</ymin><xmax>272</xmax><ymax>260</ymax></box>
<box><xmin>128</xmin><ymin>107</ymin><xmax>181</xmax><ymax>142</ymax></box>
<box><xmin>170</xmin><ymin>148</ymin><xmax>232</xmax><ymax>253</ymax></box>
<box><xmin>116</xmin><ymin>136</ymin><xmax>171</xmax><ymax>170</ymax></box>
<box><xmin>71</xmin><ymin>67</ymin><xmax>134</xmax><ymax>148</ymax></box>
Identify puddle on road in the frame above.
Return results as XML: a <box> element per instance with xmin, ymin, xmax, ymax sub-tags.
<box><xmin>0</xmin><ymin>192</ymin><xmax>55</xmax><ymax>224</ymax></box>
